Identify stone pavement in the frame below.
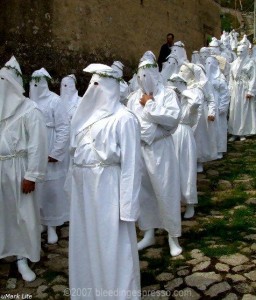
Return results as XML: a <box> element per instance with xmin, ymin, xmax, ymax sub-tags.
<box><xmin>1</xmin><ymin>138</ymin><xmax>256</xmax><ymax>299</ymax></box>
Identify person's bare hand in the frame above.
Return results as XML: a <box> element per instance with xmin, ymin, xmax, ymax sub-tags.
<box><xmin>22</xmin><ymin>179</ymin><xmax>35</xmax><ymax>194</ymax></box>
<box><xmin>208</xmin><ymin>115</ymin><xmax>215</xmax><ymax>122</ymax></box>
<box><xmin>246</xmin><ymin>94</ymin><xmax>253</xmax><ymax>100</ymax></box>
<box><xmin>48</xmin><ymin>156</ymin><xmax>58</xmax><ymax>163</ymax></box>
<box><xmin>140</xmin><ymin>93</ymin><xmax>153</xmax><ymax>106</ymax></box>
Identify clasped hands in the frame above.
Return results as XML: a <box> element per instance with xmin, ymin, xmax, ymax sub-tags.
<box><xmin>208</xmin><ymin>115</ymin><xmax>215</xmax><ymax>122</ymax></box>
<box><xmin>140</xmin><ymin>93</ymin><xmax>153</xmax><ymax>106</ymax></box>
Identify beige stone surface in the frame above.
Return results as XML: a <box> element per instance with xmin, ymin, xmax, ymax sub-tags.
<box><xmin>0</xmin><ymin>0</ymin><xmax>221</xmax><ymax>68</ymax></box>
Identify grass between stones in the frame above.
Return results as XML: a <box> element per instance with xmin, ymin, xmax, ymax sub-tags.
<box><xmin>139</xmin><ymin>139</ymin><xmax>256</xmax><ymax>287</ymax></box>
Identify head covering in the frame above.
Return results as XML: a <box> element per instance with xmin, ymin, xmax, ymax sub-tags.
<box><xmin>139</xmin><ymin>51</ymin><xmax>157</xmax><ymax>63</ymax></box>
<box><xmin>60</xmin><ymin>74</ymin><xmax>79</xmax><ymax>115</ymax></box>
<box><xmin>111</xmin><ymin>61</ymin><xmax>124</xmax><ymax>77</ymax></box>
<box><xmin>238</xmin><ymin>34</ymin><xmax>251</xmax><ymax>48</ymax></box>
<box><xmin>71</xmin><ymin>63</ymin><xmax>121</xmax><ymax>140</ymax></box>
<box><xmin>177</xmin><ymin>63</ymin><xmax>194</xmax><ymax>84</ymax></box>
<box><xmin>0</xmin><ymin>56</ymin><xmax>25</xmax><ymax>121</ymax></box>
<box><xmin>191</xmin><ymin>51</ymin><xmax>201</xmax><ymax>65</ymax></box>
<box><xmin>177</xmin><ymin>62</ymin><xmax>207</xmax><ymax>88</ymax></box>
<box><xmin>137</xmin><ymin>59</ymin><xmax>160</xmax><ymax>95</ymax></box>
<box><xmin>205</xmin><ymin>56</ymin><xmax>221</xmax><ymax>80</ymax></box>
<box><xmin>209</xmin><ymin>37</ymin><xmax>221</xmax><ymax>55</ymax></box>
<box><xmin>199</xmin><ymin>47</ymin><xmax>211</xmax><ymax>66</ymax></box>
<box><xmin>111</xmin><ymin>61</ymin><xmax>129</xmax><ymax>103</ymax></box>
<box><xmin>29</xmin><ymin>67</ymin><xmax>52</xmax><ymax>103</ymax></box>
<box><xmin>161</xmin><ymin>54</ymin><xmax>179</xmax><ymax>84</ymax></box>
<box><xmin>171</xmin><ymin>41</ymin><xmax>188</xmax><ymax>66</ymax></box>
<box><xmin>237</xmin><ymin>44</ymin><xmax>249</xmax><ymax>59</ymax></box>
<box><xmin>168</xmin><ymin>73</ymin><xmax>187</xmax><ymax>94</ymax></box>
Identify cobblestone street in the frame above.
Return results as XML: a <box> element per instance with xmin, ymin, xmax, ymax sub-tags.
<box><xmin>1</xmin><ymin>138</ymin><xmax>256</xmax><ymax>299</ymax></box>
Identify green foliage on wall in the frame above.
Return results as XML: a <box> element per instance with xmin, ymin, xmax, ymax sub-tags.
<box><xmin>220</xmin><ymin>13</ymin><xmax>239</xmax><ymax>31</ymax></box>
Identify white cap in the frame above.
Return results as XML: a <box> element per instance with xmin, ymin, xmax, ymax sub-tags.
<box><xmin>83</xmin><ymin>63</ymin><xmax>119</xmax><ymax>79</ymax></box>
<box><xmin>32</xmin><ymin>67</ymin><xmax>52</xmax><ymax>79</ymax></box>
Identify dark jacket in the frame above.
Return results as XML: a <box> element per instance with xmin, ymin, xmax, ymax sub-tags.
<box><xmin>157</xmin><ymin>43</ymin><xmax>172</xmax><ymax>71</ymax></box>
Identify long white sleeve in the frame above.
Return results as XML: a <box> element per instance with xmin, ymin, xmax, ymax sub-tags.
<box><xmin>24</xmin><ymin>107</ymin><xmax>48</xmax><ymax>182</ymax></box>
<box><xmin>141</xmin><ymin>89</ymin><xmax>180</xmax><ymax>131</ymax></box>
<box><xmin>49</xmin><ymin>99</ymin><xmax>70</xmax><ymax>161</ymax></box>
<box><xmin>118</xmin><ymin>112</ymin><xmax>141</xmax><ymax>222</ymax></box>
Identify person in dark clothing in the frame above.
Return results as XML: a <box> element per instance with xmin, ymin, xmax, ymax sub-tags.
<box><xmin>157</xmin><ymin>33</ymin><xmax>174</xmax><ymax>71</ymax></box>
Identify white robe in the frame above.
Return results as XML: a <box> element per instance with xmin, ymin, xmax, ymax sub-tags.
<box><xmin>193</xmin><ymin>83</ymin><xmax>218</xmax><ymax>162</ymax></box>
<box><xmin>172</xmin><ymin>89</ymin><xmax>200</xmax><ymax>205</ymax></box>
<box><xmin>210</xmin><ymin>77</ymin><xmax>230</xmax><ymax>152</ymax></box>
<box><xmin>0</xmin><ymin>100</ymin><xmax>48</xmax><ymax>261</ymax></box>
<box><xmin>69</xmin><ymin>107</ymin><xmax>141</xmax><ymax>300</ymax></box>
<box><xmin>65</xmin><ymin>95</ymin><xmax>81</xmax><ymax>121</ymax></box>
<box><xmin>127</xmin><ymin>86</ymin><xmax>181</xmax><ymax>237</ymax></box>
<box><xmin>35</xmin><ymin>92</ymin><xmax>70</xmax><ymax>226</ymax></box>
<box><xmin>228</xmin><ymin>56</ymin><xmax>256</xmax><ymax>136</ymax></box>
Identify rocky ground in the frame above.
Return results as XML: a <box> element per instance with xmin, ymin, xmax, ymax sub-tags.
<box><xmin>1</xmin><ymin>138</ymin><xmax>256</xmax><ymax>299</ymax></box>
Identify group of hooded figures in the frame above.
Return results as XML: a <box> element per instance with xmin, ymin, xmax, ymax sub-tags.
<box><xmin>1</xmin><ymin>28</ymin><xmax>256</xmax><ymax>300</ymax></box>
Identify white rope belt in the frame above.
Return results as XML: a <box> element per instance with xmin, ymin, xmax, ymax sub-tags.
<box><xmin>73</xmin><ymin>162</ymin><xmax>120</xmax><ymax>168</ymax></box>
<box><xmin>0</xmin><ymin>151</ymin><xmax>26</xmax><ymax>161</ymax></box>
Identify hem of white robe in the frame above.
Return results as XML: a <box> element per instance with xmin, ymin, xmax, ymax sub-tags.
<box><xmin>198</xmin><ymin>157</ymin><xmax>218</xmax><ymax>163</ymax></box>
<box><xmin>0</xmin><ymin>253</ymin><xmax>40</xmax><ymax>263</ymax></box>
<box><xmin>137</xmin><ymin>225</ymin><xmax>181</xmax><ymax>237</ymax></box>
<box><xmin>181</xmin><ymin>199</ymin><xmax>198</xmax><ymax>205</ymax></box>
<box><xmin>41</xmin><ymin>214</ymin><xmax>69</xmax><ymax>226</ymax></box>
<box><xmin>228</xmin><ymin>130</ymin><xmax>256</xmax><ymax>136</ymax></box>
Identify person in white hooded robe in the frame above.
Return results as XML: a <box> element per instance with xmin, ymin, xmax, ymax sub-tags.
<box><xmin>205</xmin><ymin>56</ymin><xmax>230</xmax><ymax>158</ymax></box>
<box><xmin>68</xmin><ymin>63</ymin><xmax>141</xmax><ymax>300</ymax></box>
<box><xmin>60</xmin><ymin>74</ymin><xmax>81</xmax><ymax>171</ymax></box>
<box><xmin>60</xmin><ymin>74</ymin><xmax>81</xmax><ymax>121</ymax></box>
<box><xmin>29</xmin><ymin>68</ymin><xmax>70</xmax><ymax>244</ymax></box>
<box><xmin>209</xmin><ymin>38</ymin><xmax>230</xmax><ymax>82</ymax></box>
<box><xmin>180</xmin><ymin>62</ymin><xmax>217</xmax><ymax>172</ymax></box>
<box><xmin>169</xmin><ymin>66</ymin><xmax>202</xmax><ymax>218</ymax></box>
<box><xmin>0</xmin><ymin>56</ymin><xmax>48</xmax><ymax>281</ymax></box>
<box><xmin>127</xmin><ymin>57</ymin><xmax>182</xmax><ymax>256</ymax></box>
<box><xmin>228</xmin><ymin>44</ymin><xmax>256</xmax><ymax>141</ymax></box>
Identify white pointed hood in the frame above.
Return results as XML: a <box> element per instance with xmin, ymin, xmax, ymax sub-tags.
<box><xmin>199</xmin><ymin>47</ymin><xmax>211</xmax><ymax>66</ymax></box>
<box><xmin>137</xmin><ymin>59</ymin><xmax>160</xmax><ymax>95</ymax></box>
<box><xmin>71</xmin><ymin>63</ymin><xmax>122</xmax><ymax>143</ymax></box>
<box><xmin>60</xmin><ymin>74</ymin><xmax>79</xmax><ymax>111</ymax></box>
<box><xmin>111</xmin><ymin>61</ymin><xmax>124</xmax><ymax>77</ymax></box>
<box><xmin>171</xmin><ymin>41</ymin><xmax>188</xmax><ymax>66</ymax></box>
<box><xmin>29</xmin><ymin>67</ymin><xmax>52</xmax><ymax>104</ymax></box>
<box><xmin>0</xmin><ymin>56</ymin><xmax>25</xmax><ymax>121</ymax></box>
<box><xmin>139</xmin><ymin>50</ymin><xmax>157</xmax><ymax>63</ymax></box>
<box><xmin>205</xmin><ymin>56</ymin><xmax>221</xmax><ymax>80</ymax></box>
<box><xmin>161</xmin><ymin>54</ymin><xmax>179</xmax><ymax>84</ymax></box>
<box><xmin>209</xmin><ymin>37</ymin><xmax>221</xmax><ymax>55</ymax></box>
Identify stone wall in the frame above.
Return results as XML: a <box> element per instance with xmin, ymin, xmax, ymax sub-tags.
<box><xmin>0</xmin><ymin>0</ymin><xmax>221</xmax><ymax>93</ymax></box>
